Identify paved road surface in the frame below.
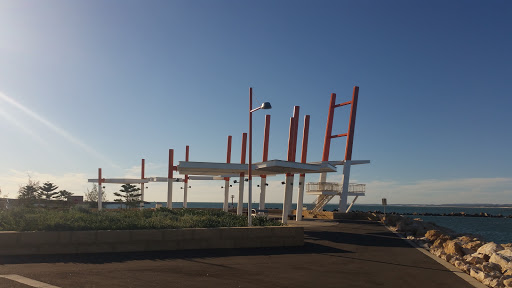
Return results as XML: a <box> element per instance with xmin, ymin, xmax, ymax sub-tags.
<box><xmin>0</xmin><ymin>219</ymin><xmax>473</xmax><ymax>287</ymax></box>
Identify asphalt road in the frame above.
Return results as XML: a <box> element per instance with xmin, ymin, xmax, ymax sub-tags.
<box><xmin>0</xmin><ymin>219</ymin><xmax>473</xmax><ymax>288</ymax></box>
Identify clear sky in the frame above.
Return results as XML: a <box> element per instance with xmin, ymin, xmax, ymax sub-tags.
<box><xmin>1</xmin><ymin>0</ymin><xmax>511</xmax><ymax>205</ymax></box>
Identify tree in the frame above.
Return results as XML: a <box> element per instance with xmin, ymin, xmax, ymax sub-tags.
<box><xmin>18</xmin><ymin>178</ymin><xmax>40</xmax><ymax>205</ymax></box>
<box><xmin>56</xmin><ymin>190</ymin><xmax>73</xmax><ymax>201</ymax></box>
<box><xmin>38</xmin><ymin>182</ymin><xmax>59</xmax><ymax>200</ymax></box>
<box><xmin>114</xmin><ymin>184</ymin><xmax>142</xmax><ymax>209</ymax></box>
<box><xmin>85</xmin><ymin>184</ymin><xmax>107</xmax><ymax>203</ymax></box>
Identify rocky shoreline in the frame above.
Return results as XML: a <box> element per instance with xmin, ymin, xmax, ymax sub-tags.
<box><xmin>355</xmin><ymin>210</ymin><xmax>512</xmax><ymax>218</ymax></box>
<box><xmin>377</xmin><ymin>213</ymin><xmax>512</xmax><ymax>288</ymax></box>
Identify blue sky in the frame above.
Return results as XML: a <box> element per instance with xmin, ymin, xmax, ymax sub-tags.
<box><xmin>0</xmin><ymin>0</ymin><xmax>511</xmax><ymax>204</ymax></box>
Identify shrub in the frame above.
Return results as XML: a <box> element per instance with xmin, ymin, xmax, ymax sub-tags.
<box><xmin>0</xmin><ymin>207</ymin><xmax>280</xmax><ymax>231</ymax></box>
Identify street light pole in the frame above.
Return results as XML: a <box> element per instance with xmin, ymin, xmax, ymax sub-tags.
<box><xmin>248</xmin><ymin>87</ymin><xmax>253</xmax><ymax>226</ymax></box>
<box><xmin>248</xmin><ymin>87</ymin><xmax>271</xmax><ymax>226</ymax></box>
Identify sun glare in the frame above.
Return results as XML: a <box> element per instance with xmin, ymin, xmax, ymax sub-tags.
<box><xmin>0</xmin><ymin>91</ymin><xmax>118</xmax><ymax>168</ymax></box>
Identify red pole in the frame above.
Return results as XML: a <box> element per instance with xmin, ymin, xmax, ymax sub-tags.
<box><xmin>227</xmin><ymin>135</ymin><xmax>232</xmax><ymax>163</ymax></box>
<box><xmin>322</xmin><ymin>93</ymin><xmax>336</xmax><ymax>161</ymax></box>
<box><xmin>98</xmin><ymin>168</ymin><xmax>102</xmax><ymax>185</ymax></box>
<box><xmin>262</xmin><ymin>115</ymin><xmax>271</xmax><ymax>162</ymax></box>
<box><xmin>300</xmin><ymin>115</ymin><xmax>310</xmax><ymax>178</ymax></box>
<box><xmin>291</xmin><ymin>106</ymin><xmax>300</xmax><ymax>162</ymax></box>
<box><xmin>240</xmin><ymin>133</ymin><xmax>247</xmax><ymax>164</ymax></box>
<box><xmin>345</xmin><ymin>86</ymin><xmax>359</xmax><ymax>161</ymax></box>
<box><xmin>301</xmin><ymin>115</ymin><xmax>310</xmax><ymax>164</ymax></box>
<box><xmin>168</xmin><ymin>149</ymin><xmax>173</xmax><ymax>179</ymax></box>
<box><xmin>287</xmin><ymin>117</ymin><xmax>295</xmax><ymax>163</ymax></box>
<box><xmin>141</xmin><ymin>159</ymin><xmax>145</xmax><ymax>180</ymax></box>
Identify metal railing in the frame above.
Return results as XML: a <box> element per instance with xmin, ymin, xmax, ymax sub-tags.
<box><xmin>306</xmin><ymin>182</ymin><xmax>366</xmax><ymax>194</ymax></box>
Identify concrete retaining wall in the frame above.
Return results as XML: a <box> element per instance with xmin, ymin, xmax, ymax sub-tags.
<box><xmin>0</xmin><ymin>226</ymin><xmax>303</xmax><ymax>255</ymax></box>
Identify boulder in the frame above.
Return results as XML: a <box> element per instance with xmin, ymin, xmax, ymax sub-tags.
<box><xmin>454</xmin><ymin>260</ymin><xmax>471</xmax><ymax>273</ymax></box>
<box><xmin>500</xmin><ymin>249</ymin><xmax>512</xmax><ymax>258</ymax></box>
<box><xmin>482</xmin><ymin>262</ymin><xmax>503</xmax><ymax>274</ymax></box>
<box><xmin>470</xmin><ymin>268</ymin><xmax>487</xmax><ymax>282</ymax></box>
<box><xmin>430</xmin><ymin>248</ymin><xmax>444</xmax><ymax>257</ymax></box>
<box><xmin>444</xmin><ymin>240</ymin><xmax>464</xmax><ymax>257</ymax></box>
<box><xmin>490</xmin><ymin>253</ymin><xmax>512</xmax><ymax>273</ymax></box>
<box><xmin>441</xmin><ymin>253</ymin><xmax>453</xmax><ymax>262</ymax></box>
<box><xmin>425</xmin><ymin>230</ymin><xmax>443</xmax><ymax>242</ymax></box>
<box><xmin>432</xmin><ymin>235</ymin><xmax>451</xmax><ymax>249</ymax></box>
<box><xmin>463</xmin><ymin>240</ymin><xmax>484</xmax><ymax>252</ymax></box>
<box><xmin>449</xmin><ymin>255</ymin><xmax>463</xmax><ymax>265</ymax></box>
<box><xmin>464</xmin><ymin>254</ymin><xmax>485</xmax><ymax>265</ymax></box>
<box><xmin>477</xmin><ymin>242</ymin><xmax>504</xmax><ymax>256</ymax></box>
<box><xmin>483</xmin><ymin>277</ymin><xmax>501</xmax><ymax>288</ymax></box>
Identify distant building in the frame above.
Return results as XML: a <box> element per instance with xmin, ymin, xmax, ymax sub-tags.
<box><xmin>68</xmin><ymin>196</ymin><xmax>84</xmax><ymax>204</ymax></box>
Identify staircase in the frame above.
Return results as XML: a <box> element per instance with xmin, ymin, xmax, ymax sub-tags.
<box><xmin>312</xmin><ymin>194</ymin><xmax>336</xmax><ymax>213</ymax></box>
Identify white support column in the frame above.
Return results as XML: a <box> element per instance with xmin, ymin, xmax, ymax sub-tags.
<box><xmin>259</xmin><ymin>177</ymin><xmax>267</xmax><ymax>210</ymax></box>
<box><xmin>339</xmin><ymin>161</ymin><xmax>352</xmax><ymax>212</ymax></box>
<box><xmin>98</xmin><ymin>168</ymin><xmax>102</xmax><ymax>211</ymax></box>
<box><xmin>223</xmin><ymin>180</ymin><xmax>229</xmax><ymax>212</ymax></box>
<box><xmin>167</xmin><ymin>180</ymin><xmax>173</xmax><ymax>209</ymax></box>
<box><xmin>183</xmin><ymin>185</ymin><xmax>188</xmax><ymax>208</ymax></box>
<box><xmin>319</xmin><ymin>172</ymin><xmax>327</xmax><ymax>183</ymax></box>
<box><xmin>281</xmin><ymin>174</ymin><xmax>294</xmax><ymax>224</ymax></box>
<box><xmin>237</xmin><ymin>175</ymin><xmax>244</xmax><ymax>215</ymax></box>
<box><xmin>98</xmin><ymin>184</ymin><xmax>102</xmax><ymax>211</ymax></box>
<box><xmin>140</xmin><ymin>185</ymin><xmax>145</xmax><ymax>209</ymax></box>
<box><xmin>296</xmin><ymin>174</ymin><xmax>305</xmax><ymax>221</ymax></box>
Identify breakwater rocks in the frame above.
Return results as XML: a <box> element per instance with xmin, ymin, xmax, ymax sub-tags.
<box><xmin>380</xmin><ymin>214</ymin><xmax>512</xmax><ymax>288</ymax></box>
<box><xmin>357</xmin><ymin>210</ymin><xmax>512</xmax><ymax>218</ymax></box>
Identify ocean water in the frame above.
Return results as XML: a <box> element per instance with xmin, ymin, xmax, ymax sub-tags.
<box><xmin>104</xmin><ymin>202</ymin><xmax>512</xmax><ymax>244</ymax></box>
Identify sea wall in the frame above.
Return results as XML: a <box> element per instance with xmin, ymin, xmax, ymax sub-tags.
<box><xmin>0</xmin><ymin>226</ymin><xmax>304</xmax><ymax>256</ymax></box>
<box><xmin>381</xmin><ymin>214</ymin><xmax>512</xmax><ymax>288</ymax></box>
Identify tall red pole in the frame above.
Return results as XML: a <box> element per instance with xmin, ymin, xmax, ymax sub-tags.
<box><xmin>168</xmin><ymin>149</ymin><xmax>173</xmax><ymax>179</ymax></box>
<box><xmin>300</xmin><ymin>115</ymin><xmax>310</xmax><ymax>165</ymax></box>
<box><xmin>227</xmin><ymin>136</ymin><xmax>232</xmax><ymax>164</ymax></box>
<box><xmin>291</xmin><ymin>106</ymin><xmax>300</xmax><ymax>162</ymax></box>
<box><xmin>345</xmin><ymin>86</ymin><xmax>359</xmax><ymax>161</ymax></box>
<box><xmin>322</xmin><ymin>93</ymin><xmax>336</xmax><ymax>161</ymax></box>
<box><xmin>262</xmin><ymin>115</ymin><xmax>271</xmax><ymax>162</ymax></box>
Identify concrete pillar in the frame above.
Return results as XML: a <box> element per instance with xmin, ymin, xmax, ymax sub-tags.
<box><xmin>183</xmin><ymin>184</ymin><xmax>188</xmax><ymax>208</ymax></box>
<box><xmin>259</xmin><ymin>177</ymin><xmax>267</xmax><ymax>210</ymax></box>
<box><xmin>296</xmin><ymin>174</ymin><xmax>305</xmax><ymax>221</ymax></box>
<box><xmin>237</xmin><ymin>175</ymin><xmax>244</xmax><ymax>215</ymax></box>
<box><xmin>167</xmin><ymin>180</ymin><xmax>173</xmax><ymax>209</ymax></box>
<box><xmin>282</xmin><ymin>174</ymin><xmax>294</xmax><ymax>224</ymax></box>
<box><xmin>223</xmin><ymin>179</ymin><xmax>229</xmax><ymax>212</ymax></box>
<box><xmin>98</xmin><ymin>168</ymin><xmax>102</xmax><ymax>211</ymax></box>
<box><xmin>339</xmin><ymin>161</ymin><xmax>351</xmax><ymax>212</ymax></box>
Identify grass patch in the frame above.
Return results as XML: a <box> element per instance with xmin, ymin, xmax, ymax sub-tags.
<box><xmin>0</xmin><ymin>207</ymin><xmax>281</xmax><ymax>231</ymax></box>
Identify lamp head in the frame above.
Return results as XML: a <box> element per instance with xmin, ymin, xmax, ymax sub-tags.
<box><xmin>260</xmin><ymin>102</ymin><xmax>272</xmax><ymax>110</ymax></box>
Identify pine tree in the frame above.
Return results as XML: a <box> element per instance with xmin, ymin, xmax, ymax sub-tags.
<box><xmin>114</xmin><ymin>184</ymin><xmax>142</xmax><ymax>209</ymax></box>
<box><xmin>38</xmin><ymin>182</ymin><xmax>60</xmax><ymax>200</ymax></box>
<box><xmin>18</xmin><ymin>178</ymin><xmax>40</xmax><ymax>205</ymax></box>
<box><xmin>56</xmin><ymin>190</ymin><xmax>73</xmax><ymax>200</ymax></box>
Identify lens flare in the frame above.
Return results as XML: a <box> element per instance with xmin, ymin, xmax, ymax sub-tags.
<box><xmin>0</xmin><ymin>91</ymin><xmax>118</xmax><ymax>168</ymax></box>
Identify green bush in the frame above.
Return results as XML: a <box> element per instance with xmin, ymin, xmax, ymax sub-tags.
<box><xmin>0</xmin><ymin>207</ymin><xmax>281</xmax><ymax>231</ymax></box>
